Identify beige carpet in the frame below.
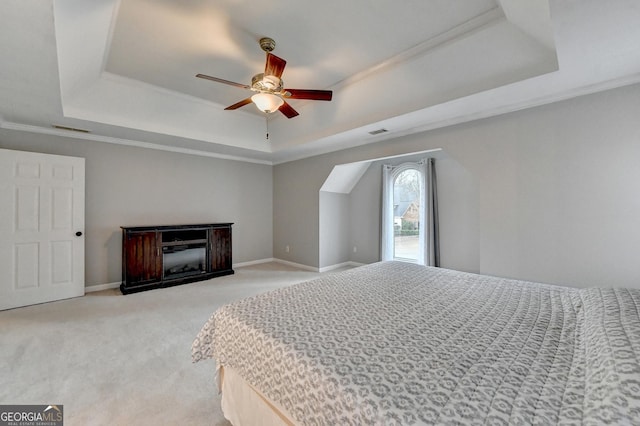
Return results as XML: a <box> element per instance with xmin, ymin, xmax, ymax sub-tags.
<box><xmin>0</xmin><ymin>262</ymin><xmax>350</xmax><ymax>425</ymax></box>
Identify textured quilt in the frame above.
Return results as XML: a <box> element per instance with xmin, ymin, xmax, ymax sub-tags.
<box><xmin>192</xmin><ymin>261</ymin><xmax>640</xmax><ymax>425</ymax></box>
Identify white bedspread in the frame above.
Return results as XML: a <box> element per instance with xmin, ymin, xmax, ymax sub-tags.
<box><xmin>192</xmin><ymin>261</ymin><xmax>640</xmax><ymax>425</ymax></box>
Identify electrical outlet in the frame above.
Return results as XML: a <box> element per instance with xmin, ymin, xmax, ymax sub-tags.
<box><xmin>285</xmin><ymin>245</ymin><xmax>290</xmax><ymax>253</ymax></box>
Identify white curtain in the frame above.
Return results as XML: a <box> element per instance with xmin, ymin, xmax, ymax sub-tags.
<box><xmin>418</xmin><ymin>160</ymin><xmax>427</xmax><ymax>265</ymax></box>
<box><xmin>380</xmin><ymin>159</ymin><xmax>439</xmax><ymax>266</ymax></box>
<box><xmin>380</xmin><ymin>164</ymin><xmax>394</xmax><ymax>261</ymax></box>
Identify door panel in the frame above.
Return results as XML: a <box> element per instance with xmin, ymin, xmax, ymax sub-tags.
<box><xmin>124</xmin><ymin>231</ymin><xmax>161</xmax><ymax>285</ymax></box>
<box><xmin>0</xmin><ymin>148</ymin><xmax>85</xmax><ymax>310</ymax></box>
<box><xmin>51</xmin><ymin>240</ymin><xmax>73</xmax><ymax>284</ymax></box>
<box><xmin>52</xmin><ymin>187</ymin><xmax>73</xmax><ymax>230</ymax></box>
<box><xmin>14</xmin><ymin>243</ymin><xmax>39</xmax><ymax>289</ymax></box>
<box><xmin>209</xmin><ymin>227</ymin><xmax>232</xmax><ymax>271</ymax></box>
<box><xmin>16</xmin><ymin>185</ymin><xmax>39</xmax><ymax>231</ymax></box>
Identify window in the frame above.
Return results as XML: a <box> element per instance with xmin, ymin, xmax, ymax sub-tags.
<box><xmin>393</xmin><ymin>168</ymin><xmax>421</xmax><ymax>261</ymax></box>
<box><xmin>381</xmin><ymin>158</ymin><xmax>439</xmax><ymax>266</ymax></box>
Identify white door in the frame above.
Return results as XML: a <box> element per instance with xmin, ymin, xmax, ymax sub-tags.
<box><xmin>0</xmin><ymin>148</ymin><xmax>85</xmax><ymax>310</ymax></box>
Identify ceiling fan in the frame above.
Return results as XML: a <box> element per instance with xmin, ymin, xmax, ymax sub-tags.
<box><xmin>196</xmin><ymin>37</ymin><xmax>332</xmax><ymax>119</ymax></box>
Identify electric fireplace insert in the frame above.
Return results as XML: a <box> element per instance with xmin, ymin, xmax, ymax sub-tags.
<box><xmin>120</xmin><ymin>223</ymin><xmax>234</xmax><ymax>294</ymax></box>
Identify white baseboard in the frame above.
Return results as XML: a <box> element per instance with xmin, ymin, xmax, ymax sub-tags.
<box><xmin>233</xmin><ymin>258</ymin><xmax>276</xmax><ymax>268</ymax></box>
<box><xmin>273</xmin><ymin>259</ymin><xmax>366</xmax><ymax>273</ymax></box>
<box><xmin>319</xmin><ymin>261</ymin><xmax>366</xmax><ymax>273</ymax></box>
<box><xmin>271</xmin><ymin>258</ymin><xmax>319</xmax><ymax>272</ymax></box>
<box><xmin>85</xmin><ymin>259</ymin><xmax>366</xmax><ymax>292</ymax></box>
<box><xmin>85</xmin><ymin>282</ymin><xmax>121</xmax><ymax>293</ymax></box>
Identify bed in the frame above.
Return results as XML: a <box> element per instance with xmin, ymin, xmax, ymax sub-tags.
<box><xmin>192</xmin><ymin>261</ymin><xmax>640</xmax><ymax>425</ymax></box>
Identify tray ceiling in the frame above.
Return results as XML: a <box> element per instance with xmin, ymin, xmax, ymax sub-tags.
<box><xmin>1</xmin><ymin>0</ymin><xmax>640</xmax><ymax>164</ymax></box>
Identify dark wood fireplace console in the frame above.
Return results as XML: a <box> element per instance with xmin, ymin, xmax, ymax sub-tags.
<box><xmin>120</xmin><ymin>223</ymin><xmax>233</xmax><ymax>294</ymax></box>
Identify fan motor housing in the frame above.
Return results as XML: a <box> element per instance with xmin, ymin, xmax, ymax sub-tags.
<box><xmin>251</xmin><ymin>73</ymin><xmax>283</xmax><ymax>92</ymax></box>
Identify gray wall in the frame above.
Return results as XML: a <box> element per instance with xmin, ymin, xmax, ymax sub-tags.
<box><xmin>319</xmin><ymin>191</ymin><xmax>350</xmax><ymax>268</ymax></box>
<box><xmin>348</xmin><ymin>163</ymin><xmax>381</xmax><ymax>264</ymax></box>
<box><xmin>347</xmin><ymin>152</ymin><xmax>477</xmax><ymax>272</ymax></box>
<box><xmin>0</xmin><ymin>129</ymin><xmax>273</xmax><ymax>288</ymax></box>
<box><xmin>273</xmin><ymin>158</ymin><xmax>333</xmax><ymax>266</ymax></box>
<box><xmin>4</xmin><ymin>81</ymin><xmax>640</xmax><ymax>290</ymax></box>
<box><xmin>274</xmin><ymin>82</ymin><xmax>640</xmax><ymax>289</ymax></box>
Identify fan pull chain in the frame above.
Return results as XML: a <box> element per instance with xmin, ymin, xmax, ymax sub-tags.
<box><xmin>265</xmin><ymin>117</ymin><xmax>269</xmax><ymax>141</ymax></box>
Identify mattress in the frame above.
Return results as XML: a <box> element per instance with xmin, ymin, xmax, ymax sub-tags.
<box><xmin>192</xmin><ymin>261</ymin><xmax>640</xmax><ymax>425</ymax></box>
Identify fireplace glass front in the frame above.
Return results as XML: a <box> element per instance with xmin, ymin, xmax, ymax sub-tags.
<box><xmin>162</xmin><ymin>244</ymin><xmax>207</xmax><ymax>280</ymax></box>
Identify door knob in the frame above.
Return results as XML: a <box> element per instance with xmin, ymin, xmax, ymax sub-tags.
<box><xmin>75</xmin><ymin>231</ymin><xmax>83</xmax><ymax>237</ymax></box>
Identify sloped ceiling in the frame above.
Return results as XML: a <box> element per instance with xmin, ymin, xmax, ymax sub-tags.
<box><xmin>1</xmin><ymin>0</ymin><xmax>640</xmax><ymax>164</ymax></box>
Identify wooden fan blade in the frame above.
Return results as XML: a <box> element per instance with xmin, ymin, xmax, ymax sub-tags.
<box><xmin>265</xmin><ymin>53</ymin><xmax>286</xmax><ymax>79</ymax></box>
<box><xmin>224</xmin><ymin>98</ymin><xmax>253</xmax><ymax>110</ymax></box>
<box><xmin>284</xmin><ymin>89</ymin><xmax>333</xmax><ymax>101</ymax></box>
<box><xmin>279</xmin><ymin>101</ymin><xmax>299</xmax><ymax>119</ymax></box>
<box><xmin>196</xmin><ymin>74</ymin><xmax>251</xmax><ymax>90</ymax></box>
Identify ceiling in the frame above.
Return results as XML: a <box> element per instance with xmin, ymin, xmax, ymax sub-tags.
<box><xmin>1</xmin><ymin>0</ymin><xmax>640</xmax><ymax>164</ymax></box>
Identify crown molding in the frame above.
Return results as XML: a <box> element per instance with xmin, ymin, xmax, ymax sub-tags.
<box><xmin>0</xmin><ymin>121</ymin><xmax>273</xmax><ymax>165</ymax></box>
<box><xmin>329</xmin><ymin>7</ymin><xmax>504</xmax><ymax>92</ymax></box>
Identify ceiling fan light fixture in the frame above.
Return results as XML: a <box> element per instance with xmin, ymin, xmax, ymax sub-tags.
<box><xmin>251</xmin><ymin>92</ymin><xmax>284</xmax><ymax>113</ymax></box>
<box><xmin>196</xmin><ymin>37</ymin><xmax>332</xmax><ymax>119</ymax></box>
